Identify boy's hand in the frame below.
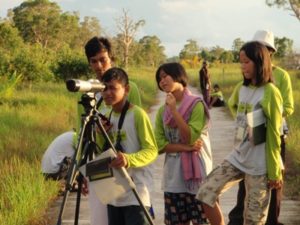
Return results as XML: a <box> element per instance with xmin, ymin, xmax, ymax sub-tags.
<box><xmin>110</xmin><ymin>152</ymin><xmax>128</xmax><ymax>168</ymax></box>
<box><xmin>268</xmin><ymin>179</ymin><xmax>282</xmax><ymax>189</ymax></box>
<box><xmin>102</xmin><ymin>119</ymin><xmax>113</xmax><ymax>131</ymax></box>
<box><xmin>96</xmin><ymin>120</ymin><xmax>112</xmax><ymax>133</ymax></box>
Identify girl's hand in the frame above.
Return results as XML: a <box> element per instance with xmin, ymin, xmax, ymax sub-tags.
<box><xmin>165</xmin><ymin>92</ymin><xmax>176</xmax><ymax>111</ymax></box>
<box><xmin>268</xmin><ymin>179</ymin><xmax>282</xmax><ymax>189</ymax></box>
<box><xmin>110</xmin><ymin>152</ymin><xmax>128</xmax><ymax>168</ymax></box>
<box><xmin>192</xmin><ymin>138</ymin><xmax>203</xmax><ymax>152</ymax></box>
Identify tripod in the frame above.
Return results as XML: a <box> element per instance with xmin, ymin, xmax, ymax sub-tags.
<box><xmin>56</xmin><ymin>92</ymin><xmax>155</xmax><ymax>225</ymax></box>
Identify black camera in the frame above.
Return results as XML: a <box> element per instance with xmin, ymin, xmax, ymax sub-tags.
<box><xmin>66</xmin><ymin>79</ymin><xmax>105</xmax><ymax>92</ymax></box>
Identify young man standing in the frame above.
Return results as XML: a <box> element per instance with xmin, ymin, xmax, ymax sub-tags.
<box><xmin>82</xmin><ymin>37</ymin><xmax>142</xmax><ymax>225</ymax></box>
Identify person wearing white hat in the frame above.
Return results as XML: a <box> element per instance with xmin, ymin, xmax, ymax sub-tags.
<box><xmin>228</xmin><ymin>30</ymin><xmax>294</xmax><ymax>225</ymax></box>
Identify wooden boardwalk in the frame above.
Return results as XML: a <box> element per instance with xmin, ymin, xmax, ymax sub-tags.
<box><xmin>46</xmin><ymin>87</ymin><xmax>300</xmax><ymax>225</ymax></box>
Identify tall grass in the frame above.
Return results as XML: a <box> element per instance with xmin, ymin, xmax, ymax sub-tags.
<box><xmin>127</xmin><ymin>66</ymin><xmax>158</xmax><ymax>108</ymax></box>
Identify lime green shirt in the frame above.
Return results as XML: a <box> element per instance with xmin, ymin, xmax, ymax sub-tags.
<box><xmin>272</xmin><ymin>66</ymin><xmax>294</xmax><ymax>117</ymax></box>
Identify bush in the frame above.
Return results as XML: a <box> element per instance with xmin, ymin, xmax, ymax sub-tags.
<box><xmin>53</xmin><ymin>47</ymin><xmax>91</xmax><ymax>80</ymax></box>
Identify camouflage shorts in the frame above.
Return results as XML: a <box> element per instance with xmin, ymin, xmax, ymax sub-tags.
<box><xmin>197</xmin><ymin>160</ymin><xmax>270</xmax><ymax>224</ymax></box>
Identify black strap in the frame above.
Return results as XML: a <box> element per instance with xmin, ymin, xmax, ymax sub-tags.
<box><xmin>96</xmin><ymin>96</ymin><xmax>103</xmax><ymax>109</ymax></box>
<box><xmin>115</xmin><ymin>100</ymin><xmax>130</xmax><ymax>152</ymax></box>
<box><xmin>102</xmin><ymin>100</ymin><xmax>130</xmax><ymax>152</ymax></box>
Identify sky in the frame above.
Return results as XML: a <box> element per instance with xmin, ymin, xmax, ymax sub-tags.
<box><xmin>1</xmin><ymin>0</ymin><xmax>300</xmax><ymax>57</ymax></box>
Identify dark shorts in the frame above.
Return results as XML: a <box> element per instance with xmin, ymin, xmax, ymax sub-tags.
<box><xmin>107</xmin><ymin>204</ymin><xmax>150</xmax><ymax>225</ymax></box>
<box><xmin>164</xmin><ymin>192</ymin><xmax>208</xmax><ymax>225</ymax></box>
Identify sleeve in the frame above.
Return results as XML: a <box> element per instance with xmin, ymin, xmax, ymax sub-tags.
<box><xmin>274</xmin><ymin>68</ymin><xmax>294</xmax><ymax>117</ymax></box>
<box><xmin>124</xmin><ymin>107</ymin><xmax>158</xmax><ymax>168</ymax></box>
<box><xmin>228</xmin><ymin>82</ymin><xmax>243</xmax><ymax>118</ymax></box>
<box><xmin>154</xmin><ymin>106</ymin><xmax>169</xmax><ymax>153</ymax></box>
<box><xmin>128</xmin><ymin>80</ymin><xmax>142</xmax><ymax>108</ymax></box>
<box><xmin>188</xmin><ymin>101</ymin><xmax>206</xmax><ymax>144</ymax></box>
<box><xmin>262</xmin><ymin>84</ymin><xmax>283</xmax><ymax>180</ymax></box>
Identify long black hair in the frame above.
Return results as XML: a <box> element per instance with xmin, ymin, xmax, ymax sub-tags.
<box><xmin>240</xmin><ymin>41</ymin><xmax>273</xmax><ymax>86</ymax></box>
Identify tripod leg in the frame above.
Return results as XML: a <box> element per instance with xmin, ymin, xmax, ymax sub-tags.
<box><xmin>74</xmin><ymin>174</ymin><xmax>83</xmax><ymax>225</ymax></box>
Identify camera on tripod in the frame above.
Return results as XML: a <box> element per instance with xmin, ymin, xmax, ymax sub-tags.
<box><xmin>66</xmin><ymin>79</ymin><xmax>105</xmax><ymax>93</ymax></box>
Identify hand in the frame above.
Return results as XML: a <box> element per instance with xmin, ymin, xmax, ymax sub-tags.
<box><xmin>110</xmin><ymin>152</ymin><xmax>128</xmax><ymax>168</ymax></box>
<box><xmin>102</xmin><ymin>119</ymin><xmax>113</xmax><ymax>132</ymax></box>
<box><xmin>191</xmin><ymin>138</ymin><xmax>203</xmax><ymax>152</ymax></box>
<box><xmin>268</xmin><ymin>179</ymin><xmax>282</xmax><ymax>189</ymax></box>
<box><xmin>165</xmin><ymin>92</ymin><xmax>176</xmax><ymax>111</ymax></box>
<box><xmin>81</xmin><ymin>177</ymin><xmax>89</xmax><ymax>196</ymax></box>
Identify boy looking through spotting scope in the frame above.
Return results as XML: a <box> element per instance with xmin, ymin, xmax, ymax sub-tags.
<box><xmin>92</xmin><ymin>67</ymin><xmax>158</xmax><ymax>225</ymax></box>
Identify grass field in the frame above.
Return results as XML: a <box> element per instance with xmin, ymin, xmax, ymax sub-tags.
<box><xmin>0</xmin><ymin>65</ymin><xmax>299</xmax><ymax>224</ymax></box>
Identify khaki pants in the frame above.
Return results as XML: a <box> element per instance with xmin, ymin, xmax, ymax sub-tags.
<box><xmin>197</xmin><ymin>160</ymin><xmax>270</xmax><ymax>225</ymax></box>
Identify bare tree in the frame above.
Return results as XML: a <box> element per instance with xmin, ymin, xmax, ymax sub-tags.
<box><xmin>266</xmin><ymin>0</ymin><xmax>300</xmax><ymax>21</ymax></box>
<box><xmin>115</xmin><ymin>9</ymin><xmax>145</xmax><ymax>68</ymax></box>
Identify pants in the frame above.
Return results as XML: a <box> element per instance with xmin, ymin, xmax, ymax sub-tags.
<box><xmin>228</xmin><ymin>136</ymin><xmax>285</xmax><ymax>225</ymax></box>
<box><xmin>107</xmin><ymin>205</ymin><xmax>150</xmax><ymax>225</ymax></box>
<box><xmin>197</xmin><ymin>161</ymin><xmax>270</xmax><ymax>224</ymax></box>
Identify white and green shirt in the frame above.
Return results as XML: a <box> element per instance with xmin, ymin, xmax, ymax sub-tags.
<box><xmin>228</xmin><ymin>82</ymin><xmax>283</xmax><ymax>180</ymax></box>
<box><xmin>98</xmin><ymin>105</ymin><xmax>157</xmax><ymax>207</ymax></box>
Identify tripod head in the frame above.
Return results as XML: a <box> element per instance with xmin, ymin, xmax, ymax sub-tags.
<box><xmin>79</xmin><ymin>92</ymin><xmax>97</xmax><ymax>115</ymax></box>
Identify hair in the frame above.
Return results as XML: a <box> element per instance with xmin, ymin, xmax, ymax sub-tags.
<box><xmin>213</xmin><ymin>84</ymin><xmax>220</xmax><ymax>89</ymax></box>
<box><xmin>84</xmin><ymin>36</ymin><xmax>113</xmax><ymax>62</ymax></box>
<box><xmin>101</xmin><ymin>67</ymin><xmax>129</xmax><ymax>86</ymax></box>
<box><xmin>240</xmin><ymin>41</ymin><xmax>273</xmax><ymax>86</ymax></box>
<box><xmin>155</xmin><ymin>62</ymin><xmax>188</xmax><ymax>91</ymax></box>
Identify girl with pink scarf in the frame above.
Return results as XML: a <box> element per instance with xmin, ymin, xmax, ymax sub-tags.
<box><xmin>154</xmin><ymin>62</ymin><xmax>212</xmax><ymax>225</ymax></box>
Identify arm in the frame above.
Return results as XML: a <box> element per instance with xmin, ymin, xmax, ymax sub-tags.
<box><xmin>128</xmin><ymin>80</ymin><xmax>142</xmax><ymax>107</ymax></box>
<box><xmin>165</xmin><ymin>92</ymin><xmax>191</xmax><ymax>143</ymax></box>
<box><xmin>262</xmin><ymin>84</ymin><xmax>283</xmax><ymax>181</ymax></box>
<box><xmin>273</xmin><ymin>67</ymin><xmax>294</xmax><ymax>117</ymax></box>
<box><xmin>228</xmin><ymin>82</ymin><xmax>243</xmax><ymax>118</ymax></box>
<box><xmin>155</xmin><ymin>102</ymin><xmax>206</xmax><ymax>153</ymax></box>
<box><xmin>123</xmin><ymin>107</ymin><xmax>158</xmax><ymax>168</ymax></box>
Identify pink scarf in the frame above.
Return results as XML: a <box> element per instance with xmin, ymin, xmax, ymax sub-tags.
<box><xmin>163</xmin><ymin>88</ymin><xmax>209</xmax><ymax>189</ymax></box>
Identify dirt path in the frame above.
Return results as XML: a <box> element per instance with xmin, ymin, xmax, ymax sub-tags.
<box><xmin>46</xmin><ymin>86</ymin><xmax>300</xmax><ymax>225</ymax></box>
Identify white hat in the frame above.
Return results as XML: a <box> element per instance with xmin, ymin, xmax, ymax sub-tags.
<box><xmin>252</xmin><ymin>30</ymin><xmax>277</xmax><ymax>52</ymax></box>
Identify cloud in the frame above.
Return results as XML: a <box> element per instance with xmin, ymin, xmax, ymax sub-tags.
<box><xmin>91</xmin><ymin>6</ymin><xmax>118</xmax><ymax>14</ymax></box>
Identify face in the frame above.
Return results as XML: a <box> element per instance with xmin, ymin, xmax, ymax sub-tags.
<box><xmin>102</xmin><ymin>79</ymin><xmax>128</xmax><ymax>108</ymax></box>
<box><xmin>89</xmin><ymin>51</ymin><xmax>112</xmax><ymax>80</ymax></box>
<box><xmin>239</xmin><ymin>50</ymin><xmax>256</xmax><ymax>82</ymax></box>
<box><xmin>158</xmin><ymin>70</ymin><xmax>181</xmax><ymax>93</ymax></box>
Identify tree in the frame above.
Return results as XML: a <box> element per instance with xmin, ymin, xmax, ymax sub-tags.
<box><xmin>12</xmin><ymin>0</ymin><xmax>62</xmax><ymax>48</ymax></box>
<box><xmin>138</xmin><ymin>35</ymin><xmax>166</xmax><ymax>67</ymax></box>
<box><xmin>77</xmin><ymin>16</ymin><xmax>101</xmax><ymax>48</ymax></box>
<box><xmin>232</xmin><ymin>38</ymin><xmax>244</xmax><ymax>62</ymax></box>
<box><xmin>209</xmin><ymin>46</ymin><xmax>225</xmax><ymax>62</ymax></box>
<box><xmin>219</xmin><ymin>51</ymin><xmax>234</xmax><ymax>63</ymax></box>
<box><xmin>179</xmin><ymin>39</ymin><xmax>200</xmax><ymax>60</ymax></box>
<box><xmin>115</xmin><ymin>9</ymin><xmax>145</xmax><ymax>68</ymax></box>
<box><xmin>12</xmin><ymin>0</ymin><xmax>81</xmax><ymax>50</ymax></box>
<box><xmin>274</xmin><ymin>36</ymin><xmax>294</xmax><ymax>57</ymax></box>
<box><xmin>266</xmin><ymin>0</ymin><xmax>300</xmax><ymax>21</ymax></box>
